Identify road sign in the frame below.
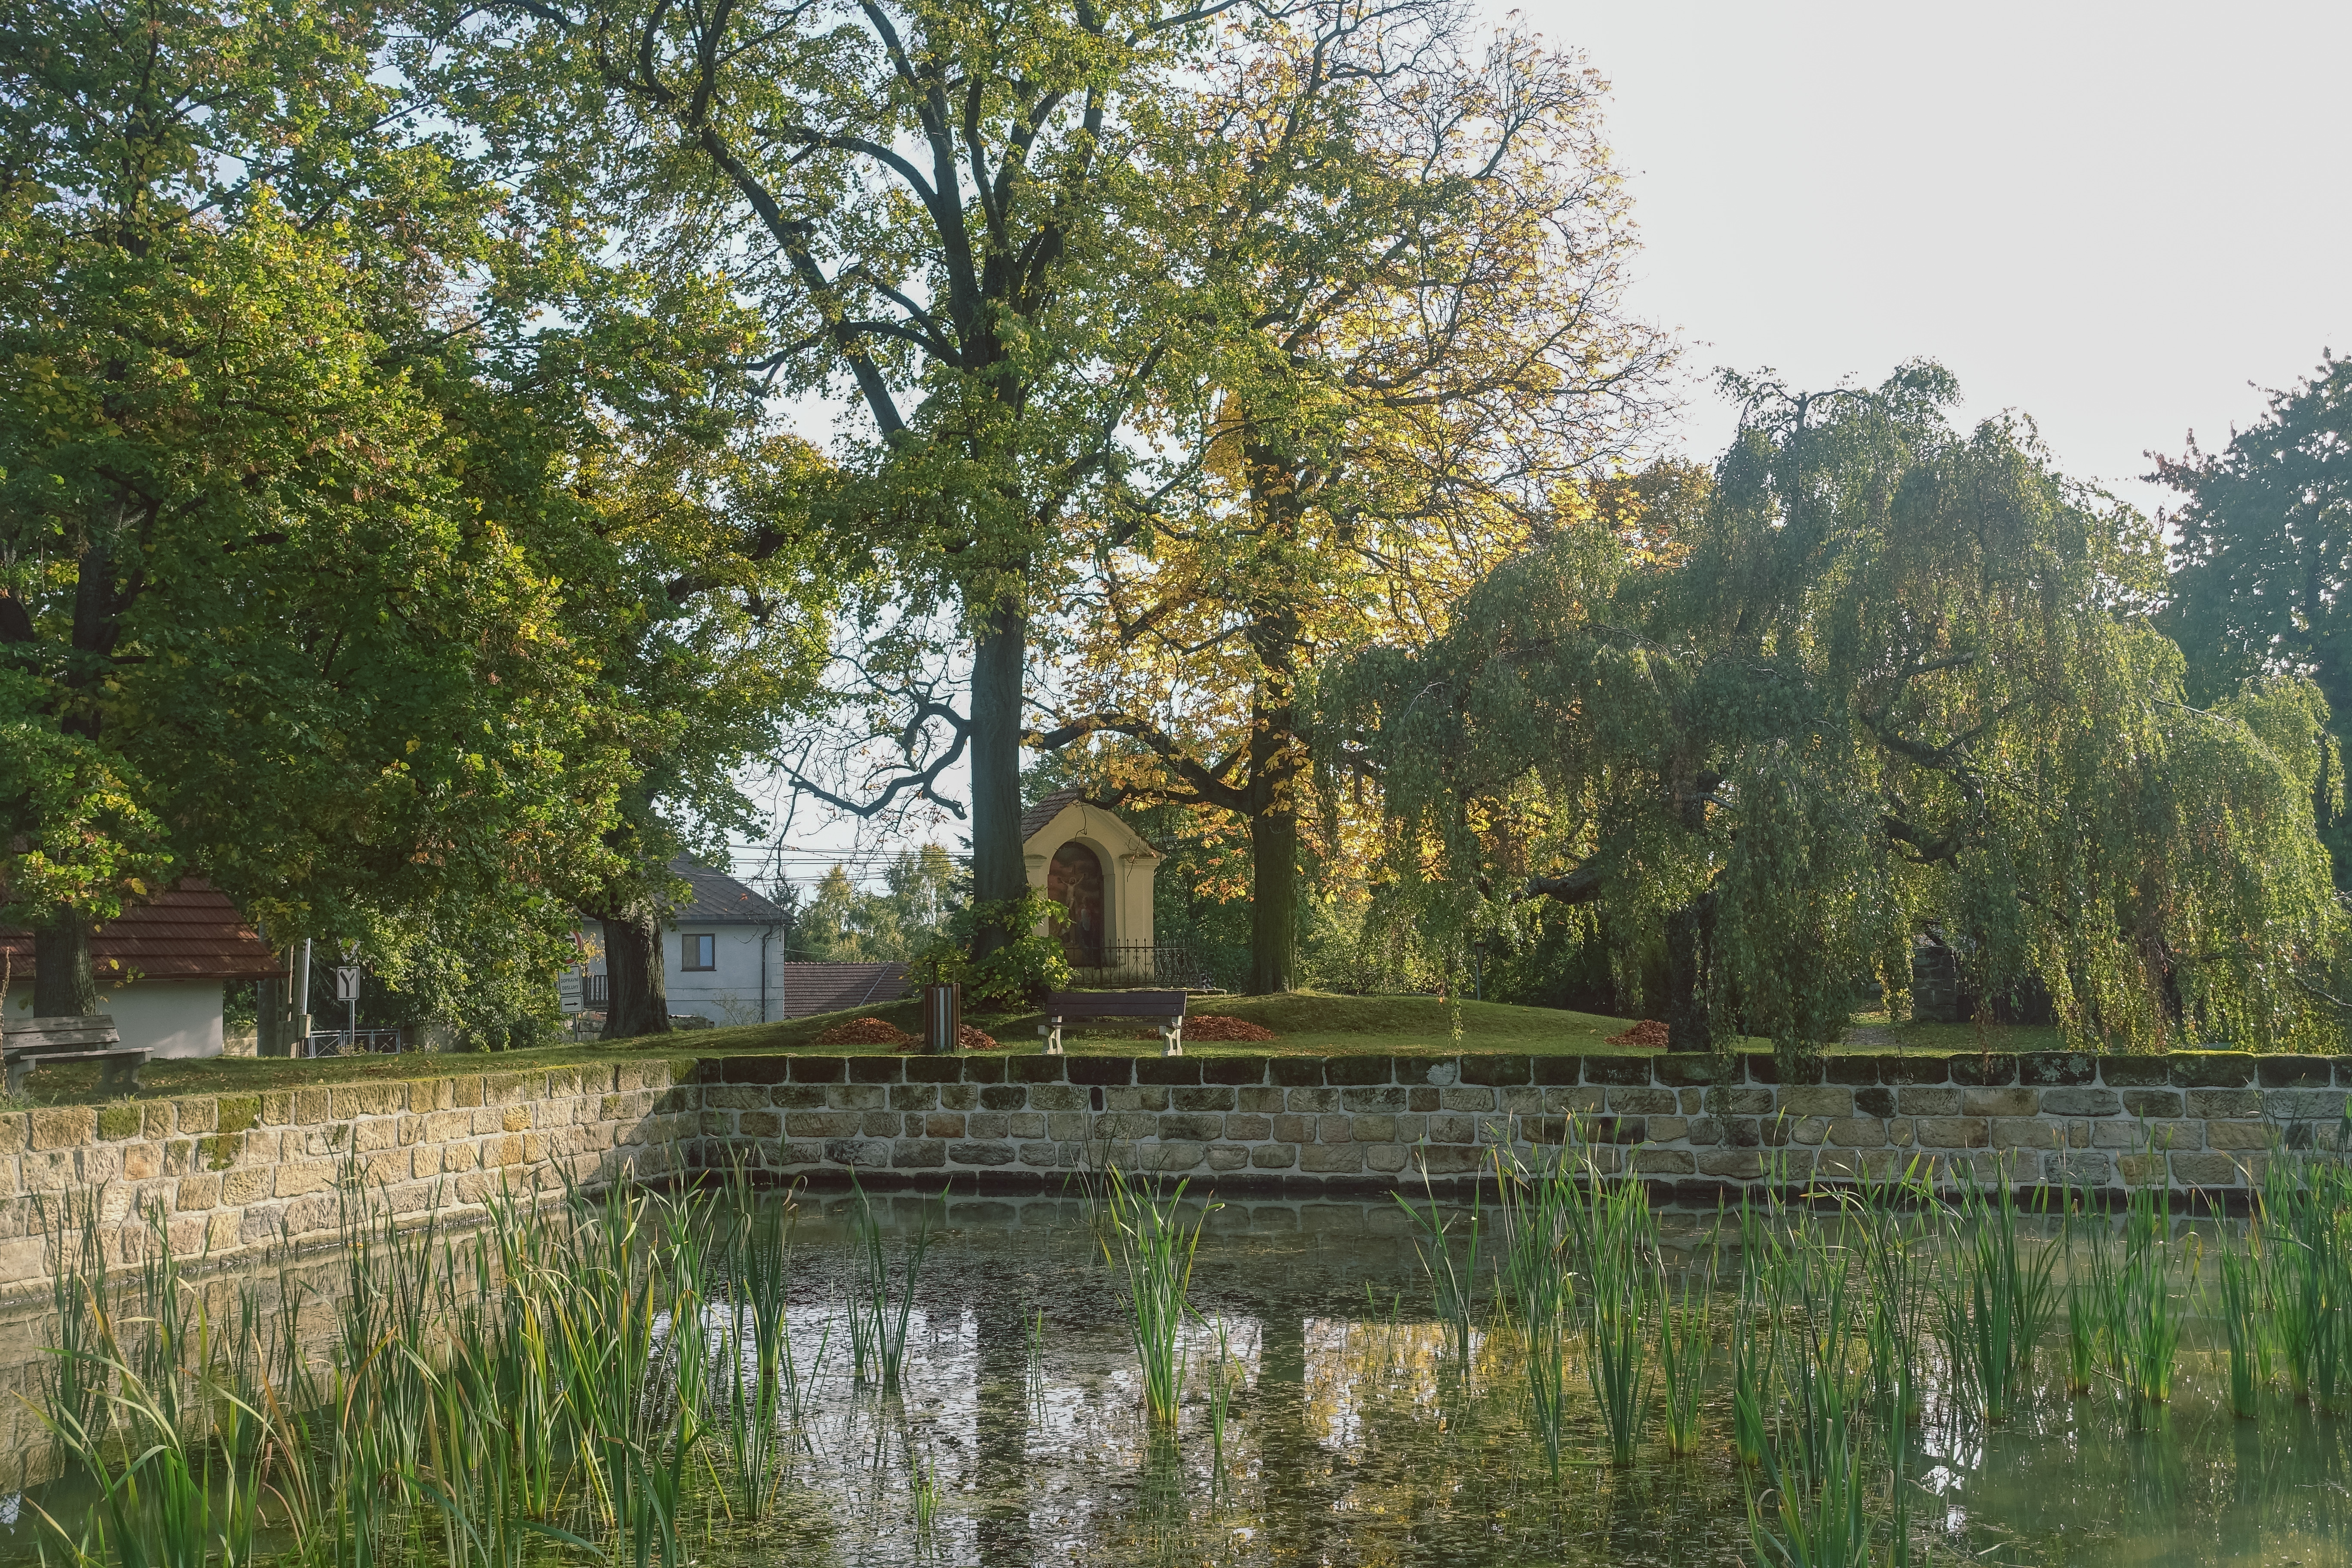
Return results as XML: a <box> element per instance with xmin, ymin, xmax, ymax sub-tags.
<box><xmin>333</xmin><ymin>966</ymin><xmax>363</xmax><ymax>1002</ymax></box>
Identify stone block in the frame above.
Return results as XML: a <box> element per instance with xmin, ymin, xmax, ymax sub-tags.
<box><xmin>1161</xmin><ymin>1113</ymin><xmax>1225</xmax><ymax>1142</ymax></box>
<box><xmin>924</xmin><ymin>1113</ymin><xmax>966</xmax><ymax>1139</ymax></box>
<box><xmin>1826</xmin><ymin>1057</ymin><xmax>1883</xmax><ymax>1085</ymax></box>
<box><xmin>1991</xmin><ymin>1118</ymin><xmax>2059</xmax><ymax>1150</ymax></box>
<box><xmin>1439</xmin><ymin>1087</ymin><xmax>1495</xmax><ymax>1112</ymax></box>
<box><xmin>1915</xmin><ymin>1118</ymin><xmax>1988</xmax><ymax>1149</ymax></box>
<box><xmin>1853</xmin><ymin>1086</ymin><xmax>1896</xmax><ymax>1118</ymax></box>
<box><xmin>903</xmin><ymin>1057</ymin><xmax>962</xmax><ymax>1084</ymax></box>
<box><xmin>1203</xmin><ymin>1058</ymin><xmax>1266</xmax><ymax>1085</ymax></box>
<box><xmin>1135</xmin><ymin>1057</ymin><xmax>1201</xmax><ymax>1086</ymax></box>
<box><xmin>1325</xmin><ymin>1056</ymin><xmax>1392</xmax><ymax>1086</ymax></box>
<box><xmin>1299</xmin><ymin>1142</ymin><xmax>1366</xmax><ymax>1173</ymax></box>
<box><xmin>1608</xmin><ymin>1087</ymin><xmax>1678</xmax><ymax>1115</ymax></box>
<box><xmin>2043</xmin><ymin>1149</ymin><xmax>2112</xmax><ymax>1185</ymax></box>
<box><xmin>1068</xmin><ymin>1057</ymin><xmax>1134</xmax><ymax>1086</ymax></box>
<box><xmin>1315</xmin><ymin>1113</ymin><xmax>1354</xmax><ymax>1144</ymax></box>
<box><xmin>1458</xmin><ymin>1055</ymin><xmax>1530</xmax><ymax>1086</ymax></box>
<box><xmin>1177</xmin><ymin>1086</ymin><xmax>1240</xmax><ymax>1112</ymax></box>
<box><xmin>1899</xmin><ymin>1087</ymin><xmax>1960</xmax><ymax>1117</ymax></box>
<box><xmin>1008</xmin><ymin>1112</ymin><xmax>1047</xmax><ymax>1139</ymax></box>
<box><xmin>1499</xmin><ymin>1087</ymin><xmax>1544</xmax><ymax>1115</ymax></box>
<box><xmin>1792</xmin><ymin>1117</ymin><xmax>1829</xmax><ymax>1146</ymax></box>
<box><xmin>2039</xmin><ymin>1087</ymin><xmax>2120</xmax><ymax>1116</ymax></box>
<box><xmin>1339</xmin><ymin>1086</ymin><xmax>1406</xmax><ymax>1113</ymax></box>
<box><xmin>1885</xmin><ymin>1057</ymin><xmax>1950</xmax><ymax>1085</ymax></box>
<box><xmin>2265</xmin><ymin>1088</ymin><xmax>2348</xmax><ymax>1121</ymax></box>
<box><xmin>1007</xmin><ymin>1056</ymin><xmax>1065</xmax><ymax>1084</ymax></box>
<box><xmin>1363</xmin><ymin>1143</ymin><xmax>1411</xmax><ymax>1173</ymax></box>
<box><xmin>886</xmin><ymin>1084</ymin><xmax>938</xmax><ymax>1111</ymax></box>
<box><xmin>2170</xmin><ymin>1151</ymin><xmax>2243</xmax><ymax>1187</ymax></box>
<box><xmin>1648</xmin><ymin>1116</ymin><xmax>1689</xmax><ymax>1142</ymax></box>
<box><xmin>948</xmin><ymin>1139</ymin><xmax>1017</xmax><ymax>1167</ymax></box>
<box><xmin>2097</xmin><ymin>1057</ymin><xmax>2169</xmax><ymax>1087</ymax></box>
<box><xmin>1251</xmin><ymin>1144</ymin><xmax>1298</xmax><ymax>1170</ymax></box>
<box><xmin>1028</xmin><ymin>1084</ymin><xmax>1086</xmax><ymax>1112</ymax></box>
<box><xmin>1698</xmin><ymin>1150</ymin><xmax>1766</xmax><ymax>1179</ymax></box>
<box><xmin>1269</xmin><ymin>1057</ymin><xmax>1324</xmax><ymax>1087</ymax></box>
<box><xmin>1207</xmin><ymin>1144</ymin><xmax>1251</xmax><ymax>1171</ymax></box>
<box><xmin>1225</xmin><ymin>1113</ymin><xmax>1273</xmax><ymax>1141</ymax></box>
<box><xmin>1426</xmin><ymin>1114</ymin><xmax>1477</xmax><ymax>1144</ymax></box>
<box><xmin>1963</xmin><ymin>1088</ymin><xmax>2037</xmax><ymax>1118</ymax></box>
<box><xmin>966</xmin><ymin>1111</ymin><xmax>1011</xmax><ymax>1138</ymax></box>
<box><xmin>1780</xmin><ymin>1087</ymin><xmax>1854</xmax><ymax>1118</ymax></box>
<box><xmin>848</xmin><ymin>1057</ymin><xmax>903</xmax><ymax>1084</ymax></box>
<box><xmin>2171</xmin><ymin>1053</ymin><xmax>2257</xmax><ymax>1088</ymax></box>
<box><xmin>1582</xmin><ymin>1056</ymin><xmax>1652</xmax><ymax>1086</ymax></box>
<box><xmin>2204</xmin><ymin>1120</ymin><xmax>2273</xmax><ymax>1150</ymax></box>
<box><xmin>723</xmin><ymin>1056</ymin><xmax>793</xmax><ymax>1085</ymax></box>
<box><xmin>2255</xmin><ymin>1055</ymin><xmax>2331</xmax><ymax>1087</ymax></box>
<box><xmin>2186</xmin><ymin>1089</ymin><xmax>2261</xmax><ymax>1118</ymax></box>
<box><xmin>1948</xmin><ymin>1055</ymin><xmax>2017</xmax><ymax>1087</ymax></box>
<box><xmin>1352</xmin><ymin>1115</ymin><xmax>1397</xmax><ymax>1143</ymax></box>
<box><xmin>1634</xmin><ymin>1148</ymin><xmax>1696</xmax><ymax>1174</ymax></box>
<box><xmin>2119</xmin><ymin>1089</ymin><xmax>2184</xmax><ymax>1118</ymax></box>
<box><xmin>1654</xmin><ymin>1054</ymin><xmax>1718</xmax><ymax>1087</ymax></box>
<box><xmin>29</xmin><ymin>1108</ymin><xmax>96</xmax><ymax>1152</ymax></box>
<box><xmin>1531</xmin><ymin>1056</ymin><xmax>1583</xmax><ymax>1086</ymax></box>
<box><xmin>1713</xmin><ymin>1087</ymin><xmax>1775</xmax><ymax>1115</ymax></box>
<box><xmin>893</xmin><ymin>1139</ymin><xmax>946</xmax><ymax>1169</ymax></box>
<box><xmin>1826</xmin><ymin>1116</ymin><xmax>1885</xmax><ymax>1147</ymax></box>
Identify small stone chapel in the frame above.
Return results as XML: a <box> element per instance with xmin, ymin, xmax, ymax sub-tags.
<box><xmin>1019</xmin><ymin>787</ymin><xmax>1161</xmax><ymax>971</ymax></box>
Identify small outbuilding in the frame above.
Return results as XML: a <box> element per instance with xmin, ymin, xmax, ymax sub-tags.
<box><xmin>1020</xmin><ymin>787</ymin><xmax>1163</xmax><ymax>976</ymax></box>
<box><xmin>2</xmin><ymin>882</ymin><xmax>282</xmax><ymax>1060</ymax></box>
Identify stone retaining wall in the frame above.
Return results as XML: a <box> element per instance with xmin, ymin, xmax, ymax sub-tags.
<box><xmin>4</xmin><ymin>1048</ymin><xmax>2347</xmax><ymax>1300</ymax></box>
<box><xmin>0</xmin><ymin>1061</ymin><xmax>686</xmax><ymax>1301</ymax></box>
<box><xmin>688</xmin><ymin>1049</ymin><xmax>2352</xmax><ymax>1198</ymax></box>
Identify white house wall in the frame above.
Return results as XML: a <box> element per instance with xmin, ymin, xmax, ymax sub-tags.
<box><xmin>562</xmin><ymin>925</ymin><xmax>784</xmax><ymax>1025</ymax></box>
<box><xmin>6</xmin><ymin>981</ymin><xmax>225</xmax><ymax>1059</ymax></box>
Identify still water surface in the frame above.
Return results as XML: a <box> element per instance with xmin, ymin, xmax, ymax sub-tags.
<box><xmin>3</xmin><ymin>1193</ymin><xmax>2346</xmax><ymax>1568</ymax></box>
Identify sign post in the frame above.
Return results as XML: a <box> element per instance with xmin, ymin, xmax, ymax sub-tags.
<box><xmin>334</xmin><ymin>953</ymin><xmax>361</xmax><ymax>1051</ymax></box>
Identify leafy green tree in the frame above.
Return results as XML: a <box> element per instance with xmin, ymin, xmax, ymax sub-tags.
<box><xmin>1339</xmin><ymin>366</ymin><xmax>2344</xmax><ymax>1060</ymax></box>
<box><xmin>2159</xmin><ymin>352</ymin><xmax>2352</xmax><ymax>880</ymax></box>
<box><xmin>450</xmin><ymin>0</ymin><xmax>1219</xmax><ymax>1004</ymax></box>
<box><xmin>0</xmin><ymin>0</ymin><xmax>625</xmax><ymax>1014</ymax></box>
<box><xmin>790</xmin><ymin>846</ymin><xmax>960</xmax><ymax>962</ymax></box>
<box><xmin>1031</xmin><ymin>0</ymin><xmax>1666</xmax><ymax>993</ymax></box>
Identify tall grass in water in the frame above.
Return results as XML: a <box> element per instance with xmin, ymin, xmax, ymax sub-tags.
<box><xmin>36</xmin><ymin>1185</ymin><xmax>112</xmax><ymax>1461</ymax></box>
<box><xmin>713</xmin><ymin>1175</ymin><xmax>804</xmax><ymax>1519</ymax></box>
<box><xmin>1655</xmin><ymin>1260</ymin><xmax>1714</xmax><ymax>1458</ymax></box>
<box><xmin>1099</xmin><ymin>1166</ymin><xmax>1215</xmax><ymax>1428</ymax></box>
<box><xmin>2265</xmin><ymin>1133</ymin><xmax>2352</xmax><ymax>1412</ymax></box>
<box><xmin>1492</xmin><ymin>1146</ymin><xmax>1576</xmax><ymax>1482</ymax></box>
<box><xmin>2111</xmin><ymin>1178</ymin><xmax>2184</xmax><ymax>1408</ymax></box>
<box><xmin>1395</xmin><ymin>1164</ymin><xmax>1482</xmax><ymax>1371</ymax></box>
<box><xmin>1934</xmin><ymin>1173</ymin><xmax>2060</xmax><ymax>1423</ymax></box>
<box><xmin>1730</xmin><ymin>1196</ymin><xmax>1783</xmax><ymax>1470</ymax></box>
<box><xmin>847</xmin><ymin>1179</ymin><xmax>934</xmax><ymax>1394</ymax></box>
<box><xmin>2216</xmin><ymin>1222</ymin><xmax>2267</xmax><ymax>1419</ymax></box>
<box><xmin>1572</xmin><ymin>1167</ymin><xmax>1654</xmax><ymax>1467</ymax></box>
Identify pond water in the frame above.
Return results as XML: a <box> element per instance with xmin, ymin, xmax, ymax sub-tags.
<box><xmin>3</xmin><ymin>1188</ymin><xmax>2348</xmax><ymax>1568</ymax></box>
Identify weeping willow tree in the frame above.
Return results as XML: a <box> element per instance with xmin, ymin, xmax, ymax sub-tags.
<box><xmin>1333</xmin><ymin>364</ymin><xmax>2346</xmax><ymax>1061</ymax></box>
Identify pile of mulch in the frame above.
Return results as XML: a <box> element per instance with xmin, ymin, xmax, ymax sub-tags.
<box><xmin>1135</xmin><ymin>1015</ymin><xmax>1278</xmax><ymax>1043</ymax></box>
<box><xmin>815</xmin><ymin>1016</ymin><xmax>915</xmax><ymax>1047</ymax></box>
<box><xmin>893</xmin><ymin>1023</ymin><xmax>1000</xmax><ymax>1052</ymax></box>
<box><xmin>1605</xmin><ymin>1019</ymin><xmax>1671</xmax><ymax>1049</ymax></box>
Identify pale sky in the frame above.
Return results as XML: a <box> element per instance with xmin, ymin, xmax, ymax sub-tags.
<box><xmin>1532</xmin><ymin>0</ymin><xmax>2352</xmax><ymax>515</ymax></box>
<box><xmin>752</xmin><ymin>2</ymin><xmax>2352</xmax><ymax>878</ymax></box>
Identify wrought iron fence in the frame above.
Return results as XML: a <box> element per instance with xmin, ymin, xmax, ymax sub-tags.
<box><xmin>1068</xmin><ymin>940</ymin><xmax>1226</xmax><ymax>991</ymax></box>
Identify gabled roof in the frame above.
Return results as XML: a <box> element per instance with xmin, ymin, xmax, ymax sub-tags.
<box><xmin>1020</xmin><ymin>785</ymin><xmax>1088</xmax><ymax>843</ymax></box>
<box><xmin>778</xmin><ymin>962</ymin><xmax>912</xmax><ymax>1018</ymax></box>
<box><xmin>0</xmin><ymin>881</ymin><xmax>282</xmax><ymax>984</ymax></box>
<box><xmin>667</xmin><ymin>857</ymin><xmax>787</xmax><ymax>925</ymax></box>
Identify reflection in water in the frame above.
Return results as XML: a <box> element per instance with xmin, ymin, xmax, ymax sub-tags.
<box><xmin>0</xmin><ymin>1193</ymin><xmax>2346</xmax><ymax>1568</ymax></box>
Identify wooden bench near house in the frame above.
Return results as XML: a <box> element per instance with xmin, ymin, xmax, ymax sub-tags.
<box><xmin>2</xmin><ymin>1015</ymin><xmax>149</xmax><ymax>1096</ymax></box>
<box><xmin>1039</xmin><ymin>989</ymin><xmax>1188</xmax><ymax>1058</ymax></box>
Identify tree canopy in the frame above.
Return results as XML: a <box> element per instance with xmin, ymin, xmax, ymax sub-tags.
<box><xmin>1337</xmin><ymin>365</ymin><xmax>2344</xmax><ymax>1060</ymax></box>
<box><xmin>2159</xmin><ymin>351</ymin><xmax>2352</xmax><ymax>882</ymax></box>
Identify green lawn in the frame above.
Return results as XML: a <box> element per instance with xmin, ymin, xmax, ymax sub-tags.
<box><xmin>2</xmin><ymin>991</ymin><xmax>2082</xmax><ymax>1111</ymax></box>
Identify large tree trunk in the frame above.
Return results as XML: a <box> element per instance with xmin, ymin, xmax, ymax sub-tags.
<box><xmin>34</xmin><ymin>919</ymin><xmax>101</xmax><ymax>1017</ymax></box>
<box><xmin>599</xmin><ymin>910</ymin><xmax>670</xmax><ymax>1041</ymax></box>
<box><xmin>1248</xmin><ymin>806</ymin><xmax>1298</xmax><ymax>995</ymax></box>
<box><xmin>1663</xmin><ymin>893</ymin><xmax>1717</xmax><ymax>1053</ymax></box>
<box><xmin>962</xmin><ymin>605</ymin><xmax>1028</xmax><ymax>1049</ymax></box>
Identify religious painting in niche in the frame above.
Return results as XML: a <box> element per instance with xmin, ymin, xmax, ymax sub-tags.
<box><xmin>1047</xmin><ymin>842</ymin><xmax>1106</xmax><ymax>968</ymax></box>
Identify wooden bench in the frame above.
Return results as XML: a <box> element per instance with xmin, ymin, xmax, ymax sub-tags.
<box><xmin>3</xmin><ymin>1015</ymin><xmax>148</xmax><ymax>1097</ymax></box>
<box><xmin>1040</xmin><ymin>989</ymin><xmax>1188</xmax><ymax>1058</ymax></box>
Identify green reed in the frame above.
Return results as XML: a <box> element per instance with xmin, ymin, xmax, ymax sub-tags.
<box><xmin>2264</xmin><ymin>1131</ymin><xmax>2352</xmax><ymax>1411</ymax></box>
<box><xmin>2215</xmin><ymin>1221</ymin><xmax>2266</xmax><ymax>1419</ymax></box>
<box><xmin>1099</xmin><ymin>1166</ymin><xmax>1215</xmax><ymax>1428</ymax></box>
<box><xmin>1396</xmin><ymin>1166</ymin><xmax>1483</xmax><ymax>1371</ymax></box>
<box><xmin>2112</xmin><ymin>1179</ymin><xmax>2184</xmax><ymax>1407</ymax></box>
<box><xmin>1491</xmin><ymin>1146</ymin><xmax>1577</xmax><ymax>1482</ymax></box>
<box><xmin>37</xmin><ymin>1184</ymin><xmax>112</xmax><ymax>1463</ymax></box>
<box><xmin>1935</xmin><ymin>1173</ymin><xmax>2059</xmax><ymax>1423</ymax></box>
<box><xmin>1574</xmin><ymin>1167</ymin><xmax>1654</xmax><ymax>1467</ymax></box>
<box><xmin>846</xmin><ymin>1179</ymin><xmax>933</xmax><ymax>1394</ymax></box>
<box><xmin>1730</xmin><ymin>1197</ymin><xmax>1782</xmax><ymax>1470</ymax></box>
<box><xmin>1655</xmin><ymin>1261</ymin><xmax>1713</xmax><ymax>1457</ymax></box>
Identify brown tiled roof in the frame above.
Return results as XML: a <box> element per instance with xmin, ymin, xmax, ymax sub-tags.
<box><xmin>0</xmin><ymin>881</ymin><xmax>282</xmax><ymax>984</ymax></box>
<box><xmin>1020</xmin><ymin>786</ymin><xmax>1087</xmax><ymax>843</ymax></box>
<box><xmin>778</xmin><ymin>962</ymin><xmax>911</xmax><ymax>1019</ymax></box>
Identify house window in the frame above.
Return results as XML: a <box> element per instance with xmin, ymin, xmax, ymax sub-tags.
<box><xmin>683</xmin><ymin>933</ymin><xmax>716</xmax><ymax>971</ymax></box>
